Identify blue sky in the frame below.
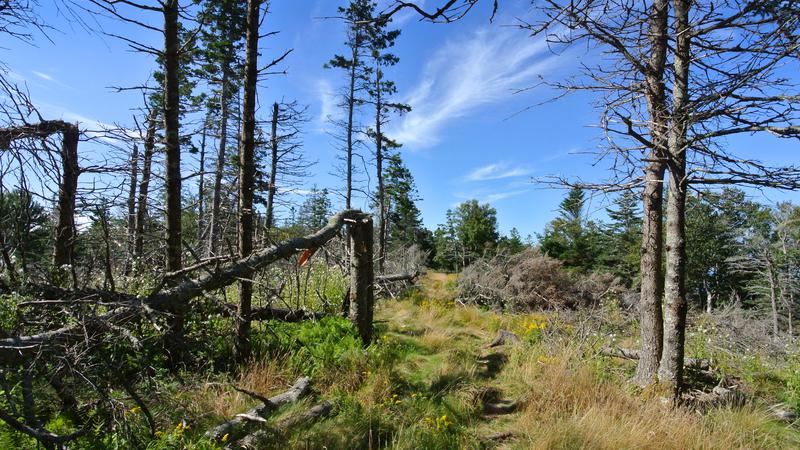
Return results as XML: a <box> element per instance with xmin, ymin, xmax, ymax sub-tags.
<box><xmin>3</xmin><ymin>0</ymin><xmax>798</xmax><ymax>238</ymax></box>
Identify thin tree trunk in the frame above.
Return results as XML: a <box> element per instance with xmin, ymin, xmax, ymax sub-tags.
<box><xmin>134</xmin><ymin>111</ymin><xmax>157</xmax><ymax>264</ymax></box>
<box><xmin>98</xmin><ymin>207</ymin><xmax>115</xmax><ymax>292</ymax></box>
<box><xmin>162</xmin><ymin>0</ymin><xmax>184</xmax><ymax>367</ymax></box>
<box><xmin>235</xmin><ymin>0</ymin><xmax>260</xmax><ymax>362</ymax></box>
<box><xmin>375</xmin><ymin>69</ymin><xmax>386</xmax><ymax>274</ymax></box>
<box><xmin>767</xmin><ymin>256</ymin><xmax>780</xmax><ymax>338</ymax></box>
<box><xmin>198</xmin><ymin>114</ymin><xmax>208</xmax><ymax>242</ymax></box>
<box><xmin>658</xmin><ymin>0</ymin><xmax>691</xmax><ymax>395</ymax></box>
<box><xmin>633</xmin><ymin>0</ymin><xmax>668</xmax><ymax>387</ymax></box>
<box><xmin>265</xmin><ymin>102</ymin><xmax>279</xmax><ymax>230</ymax></box>
<box><xmin>53</xmin><ymin>123</ymin><xmax>80</xmax><ymax>288</ymax></box>
<box><xmin>345</xmin><ymin>42</ymin><xmax>358</xmax><ymax>210</ymax></box>
<box><xmin>124</xmin><ymin>144</ymin><xmax>139</xmax><ymax>275</ymax></box>
<box><xmin>209</xmin><ymin>70</ymin><xmax>230</xmax><ymax>257</ymax></box>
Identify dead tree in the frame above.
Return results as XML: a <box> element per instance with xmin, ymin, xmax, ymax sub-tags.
<box><xmin>235</xmin><ymin>0</ymin><xmax>262</xmax><ymax>362</ymax></box>
<box><xmin>0</xmin><ymin>120</ymin><xmax>80</xmax><ymax>285</ymax></box>
<box><xmin>0</xmin><ymin>209</ymin><xmax>376</xmax><ymax>366</ymax></box>
<box><xmin>349</xmin><ymin>213</ymin><xmax>374</xmax><ymax>343</ymax></box>
<box><xmin>134</xmin><ymin>108</ymin><xmax>157</xmax><ymax>265</ymax></box>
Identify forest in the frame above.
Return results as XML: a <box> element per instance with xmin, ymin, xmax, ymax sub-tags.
<box><xmin>0</xmin><ymin>0</ymin><xmax>799</xmax><ymax>449</ymax></box>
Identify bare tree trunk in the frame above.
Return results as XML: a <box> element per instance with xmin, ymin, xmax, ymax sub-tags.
<box><xmin>198</xmin><ymin>114</ymin><xmax>208</xmax><ymax>242</ymax></box>
<box><xmin>767</xmin><ymin>255</ymin><xmax>780</xmax><ymax>338</ymax></box>
<box><xmin>345</xmin><ymin>43</ymin><xmax>358</xmax><ymax>210</ymax></box>
<box><xmin>234</xmin><ymin>0</ymin><xmax>260</xmax><ymax>362</ymax></box>
<box><xmin>53</xmin><ymin>123</ymin><xmax>79</xmax><ymax>288</ymax></box>
<box><xmin>134</xmin><ymin>111</ymin><xmax>157</xmax><ymax>264</ymax></box>
<box><xmin>162</xmin><ymin>0</ymin><xmax>184</xmax><ymax>367</ymax></box>
<box><xmin>124</xmin><ymin>144</ymin><xmax>139</xmax><ymax>275</ymax></box>
<box><xmin>163</xmin><ymin>0</ymin><xmax>182</xmax><ymax>273</ymax></box>
<box><xmin>209</xmin><ymin>69</ymin><xmax>230</xmax><ymax>257</ymax></box>
<box><xmin>633</xmin><ymin>0</ymin><xmax>668</xmax><ymax>388</ymax></box>
<box><xmin>349</xmin><ymin>214</ymin><xmax>374</xmax><ymax>344</ymax></box>
<box><xmin>265</xmin><ymin>102</ymin><xmax>279</xmax><ymax>230</ymax></box>
<box><xmin>98</xmin><ymin>207</ymin><xmax>115</xmax><ymax>292</ymax></box>
<box><xmin>375</xmin><ymin>69</ymin><xmax>386</xmax><ymax>274</ymax></box>
<box><xmin>658</xmin><ymin>0</ymin><xmax>691</xmax><ymax>395</ymax></box>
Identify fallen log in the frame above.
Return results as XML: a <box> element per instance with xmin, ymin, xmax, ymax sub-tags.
<box><xmin>484</xmin><ymin>330</ymin><xmax>521</xmax><ymax>348</ymax></box>
<box><xmin>227</xmin><ymin>400</ymin><xmax>334</xmax><ymax>450</ymax></box>
<box><xmin>376</xmin><ymin>271</ymin><xmax>422</xmax><ymax>283</ymax></box>
<box><xmin>207</xmin><ymin>377</ymin><xmax>310</xmax><ymax>442</ymax></box>
<box><xmin>485</xmin><ymin>430</ymin><xmax>516</xmax><ymax>442</ymax></box>
<box><xmin>0</xmin><ymin>210</ymin><xmax>367</xmax><ymax>365</ymax></box>
<box><xmin>249</xmin><ymin>307</ymin><xmax>326</xmax><ymax>322</ymax></box>
<box><xmin>599</xmin><ymin>346</ymin><xmax>711</xmax><ymax>371</ymax></box>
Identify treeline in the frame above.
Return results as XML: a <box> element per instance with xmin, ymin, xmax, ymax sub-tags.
<box><xmin>434</xmin><ymin>186</ymin><xmax>800</xmax><ymax>338</ymax></box>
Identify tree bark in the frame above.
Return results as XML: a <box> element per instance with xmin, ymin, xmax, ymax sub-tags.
<box><xmin>375</xmin><ymin>69</ymin><xmax>387</xmax><ymax>274</ymax></box>
<box><xmin>198</xmin><ymin>114</ymin><xmax>208</xmax><ymax>242</ymax></box>
<box><xmin>162</xmin><ymin>0</ymin><xmax>184</xmax><ymax>367</ymax></box>
<box><xmin>658</xmin><ymin>0</ymin><xmax>691</xmax><ymax>395</ymax></box>
<box><xmin>633</xmin><ymin>0</ymin><xmax>669</xmax><ymax>387</ymax></box>
<box><xmin>124</xmin><ymin>143</ymin><xmax>139</xmax><ymax>275</ymax></box>
<box><xmin>345</xmin><ymin>41</ymin><xmax>358</xmax><ymax>210</ymax></box>
<box><xmin>349</xmin><ymin>214</ymin><xmax>374</xmax><ymax>344</ymax></box>
<box><xmin>209</xmin><ymin>69</ymin><xmax>230</xmax><ymax>257</ymax></box>
<box><xmin>265</xmin><ymin>102</ymin><xmax>279</xmax><ymax>230</ymax></box>
<box><xmin>234</xmin><ymin>0</ymin><xmax>260</xmax><ymax>362</ymax></box>
<box><xmin>53</xmin><ymin>123</ymin><xmax>79</xmax><ymax>288</ymax></box>
<box><xmin>134</xmin><ymin>110</ymin><xmax>157</xmax><ymax>264</ymax></box>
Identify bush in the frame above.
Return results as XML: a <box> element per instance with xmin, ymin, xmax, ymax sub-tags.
<box><xmin>457</xmin><ymin>249</ymin><xmax>625</xmax><ymax>312</ymax></box>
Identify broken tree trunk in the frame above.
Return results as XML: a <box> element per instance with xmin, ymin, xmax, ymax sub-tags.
<box><xmin>349</xmin><ymin>214</ymin><xmax>374</xmax><ymax>344</ymax></box>
<box><xmin>0</xmin><ymin>210</ymin><xmax>371</xmax><ymax>365</ymax></box>
<box><xmin>601</xmin><ymin>346</ymin><xmax>709</xmax><ymax>371</ymax></box>
<box><xmin>207</xmin><ymin>376</ymin><xmax>310</xmax><ymax>442</ymax></box>
<box><xmin>0</xmin><ymin>120</ymin><xmax>80</xmax><ymax>286</ymax></box>
<box><xmin>227</xmin><ymin>400</ymin><xmax>334</xmax><ymax>450</ymax></box>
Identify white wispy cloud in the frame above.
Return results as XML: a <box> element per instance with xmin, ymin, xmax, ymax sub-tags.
<box><xmin>465</xmin><ymin>162</ymin><xmax>533</xmax><ymax>181</ymax></box>
<box><xmin>31</xmin><ymin>70</ymin><xmax>53</xmax><ymax>81</ymax></box>
<box><xmin>390</xmin><ymin>25</ymin><xmax>564</xmax><ymax>148</ymax></box>
<box><xmin>453</xmin><ymin>188</ymin><xmax>529</xmax><ymax>206</ymax></box>
<box><xmin>315</xmin><ymin>78</ymin><xmax>339</xmax><ymax>132</ymax></box>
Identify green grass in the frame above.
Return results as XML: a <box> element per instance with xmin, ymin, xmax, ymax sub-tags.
<box><xmin>4</xmin><ymin>272</ymin><xmax>799</xmax><ymax>449</ymax></box>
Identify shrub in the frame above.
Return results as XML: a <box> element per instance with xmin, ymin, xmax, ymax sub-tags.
<box><xmin>457</xmin><ymin>249</ymin><xmax>625</xmax><ymax>312</ymax></box>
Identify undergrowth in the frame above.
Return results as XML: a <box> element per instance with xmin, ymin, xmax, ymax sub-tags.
<box><xmin>2</xmin><ymin>273</ymin><xmax>798</xmax><ymax>449</ymax></box>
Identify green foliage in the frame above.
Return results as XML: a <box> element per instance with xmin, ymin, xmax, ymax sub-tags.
<box><xmin>597</xmin><ymin>190</ymin><xmax>642</xmax><ymax>286</ymax></box>
<box><xmin>295</xmin><ymin>187</ymin><xmax>332</xmax><ymax>231</ymax></box>
<box><xmin>382</xmin><ymin>152</ymin><xmax>433</xmax><ymax>256</ymax></box>
<box><xmin>0</xmin><ymin>189</ymin><xmax>52</xmax><ymax>277</ymax></box>
<box><xmin>433</xmin><ymin>200</ymin><xmax>499</xmax><ymax>271</ymax></box>
<box><xmin>259</xmin><ymin>317</ymin><xmax>363</xmax><ymax>376</ymax></box>
<box><xmin>538</xmin><ymin>187</ymin><xmax>600</xmax><ymax>270</ymax></box>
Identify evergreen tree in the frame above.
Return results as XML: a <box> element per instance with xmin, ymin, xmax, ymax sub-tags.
<box><xmin>599</xmin><ymin>190</ymin><xmax>642</xmax><ymax>285</ymax></box>
<box><xmin>297</xmin><ymin>188</ymin><xmax>332</xmax><ymax>231</ymax></box>
<box><xmin>383</xmin><ymin>152</ymin><xmax>424</xmax><ymax>248</ymax></box>
<box><xmin>538</xmin><ymin>187</ymin><xmax>597</xmax><ymax>269</ymax></box>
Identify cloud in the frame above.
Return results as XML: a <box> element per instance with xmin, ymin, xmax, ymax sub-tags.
<box><xmin>453</xmin><ymin>188</ymin><xmax>529</xmax><ymax>206</ymax></box>
<box><xmin>390</xmin><ymin>25</ymin><xmax>563</xmax><ymax>148</ymax></box>
<box><xmin>31</xmin><ymin>70</ymin><xmax>53</xmax><ymax>81</ymax></box>
<box><xmin>465</xmin><ymin>162</ymin><xmax>533</xmax><ymax>181</ymax></box>
<box><xmin>315</xmin><ymin>78</ymin><xmax>339</xmax><ymax>131</ymax></box>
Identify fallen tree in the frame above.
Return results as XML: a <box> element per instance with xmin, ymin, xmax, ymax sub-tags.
<box><xmin>227</xmin><ymin>400</ymin><xmax>334</xmax><ymax>449</ymax></box>
<box><xmin>600</xmin><ymin>346</ymin><xmax>711</xmax><ymax>371</ymax></box>
<box><xmin>207</xmin><ymin>377</ymin><xmax>311</xmax><ymax>443</ymax></box>
<box><xmin>0</xmin><ymin>209</ymin><xmax>374</xmax><ymax>364</ymax></box>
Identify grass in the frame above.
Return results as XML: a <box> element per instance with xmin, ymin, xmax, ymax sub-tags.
<box><xmin>13</xmin><ymin>272</ymin><xmax>797</xmax><ymax>449</ymax></box>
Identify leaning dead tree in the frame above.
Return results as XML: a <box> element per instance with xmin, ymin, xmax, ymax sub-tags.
<box><xmin>0</xmin><ymin>209</ymin><xmax>374</xmax><ymax>446</ymax></box>
<box><xmin>0</xmin><ymin>120</ymin><xmax>80</xmax><ymax>283</ymax></box>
